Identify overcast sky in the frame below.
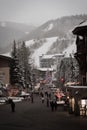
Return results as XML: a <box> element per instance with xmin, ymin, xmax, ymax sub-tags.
<box><xmin>0</xmin><ymin>0</ymin><xmax>87</xmax><ymax>25</ymax></box>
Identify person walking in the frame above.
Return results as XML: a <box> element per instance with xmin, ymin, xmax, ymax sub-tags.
<box><xmin>41</xmin><ymin>95</ymin><xmax>45</xmax><ymax>103</ymax></box>
<box><xmin>46</xmin><ymin>97</ymin><xmax>49</xmax><ymax>107</ymax></box>
<box><xmin>54</xmin><ymin>100</ymin><xmax>57</xmax><ymax>111</ymax></box>
<box><xmin>50</xmin><ymin>100</ymin><xmax>54</xmax><ymax>111</ymax></box>
<box><xmin>10</xmin><ymin>99</ymin><xmax>15</xmax><ymax>112</ymax></box>
<box><xmin>31</xmin><ymin>92</ymin><xmax>34</xmax><ymax>103</ymax></box>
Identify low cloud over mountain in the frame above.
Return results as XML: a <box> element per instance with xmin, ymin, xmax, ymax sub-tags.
<box><xmin>23</xmin><ymin>14</ymin><xmax>87</xmax><ymax>40</ymax></box>
<box><xmin>0</xmin><ymin>21</ymin><xmax>35</xmax><ymax>53</ymax></box>
<box><xmin>0</xmin><ymin>14</ymin><xmax>87</xmax><ymax>55</ymax></box>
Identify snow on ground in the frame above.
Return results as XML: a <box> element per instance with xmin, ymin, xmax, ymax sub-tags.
<box><xmin>44</xmin><ymin>23</ymin><xmax>54</xmax><ymax>32</ymax></box>
<box><xmin>25</xmin><ymin>39</ymin><xmax>35</xmax><ymax>47</ymax></box>
<box><xmin>31</xmin><ymin>37</ymin><xmax>58</xmax><ymax>67</ymax></box>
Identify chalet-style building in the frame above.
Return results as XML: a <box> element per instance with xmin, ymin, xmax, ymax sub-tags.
<box><xmin>72</xmin><ymin>20</ymin><xmax>87</xmax><ymax>85</ymax></box>
<box><xmin>0</xmin><ymin>54</ymin><xmax>12</xmax><ymax>85</ymax></box>
<box><xmin>66</xmin><ymin>21</ymin><xmax>87</xmax><ymax>116</ymax></box>
<box><xmin>39</xmin><ymin>53</ymin><xmax>64</xmax><ymax>70</ymax></box>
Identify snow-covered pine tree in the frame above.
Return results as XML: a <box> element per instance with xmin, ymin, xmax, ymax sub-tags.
<box><xmin>17</xmin><ymin>41</ymin><xmax>31</xmax><ymax>88</ymax></box>
<box><xmin>10</xmin><ymin>40</ymin><xmax>20</xmax><ymax>85</ymax></box>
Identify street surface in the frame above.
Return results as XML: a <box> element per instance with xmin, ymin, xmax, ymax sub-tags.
<box><xmin>0</xmin><ymin>94</ymin><xmax>87</xmax><ymax>130</ymax></box>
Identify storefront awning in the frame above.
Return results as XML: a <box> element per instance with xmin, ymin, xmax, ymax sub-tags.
<box><xmin>66</xmin><ymin>86</ymin><xmax>87</xmax><ymax>99</ymax></box>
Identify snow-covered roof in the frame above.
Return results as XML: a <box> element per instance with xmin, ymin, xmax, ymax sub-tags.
<box><xmin>0</xmin><ymin>53</ymin><xmax>11</xmax><ymax>58</ymax></box>
<box><xmin>41</xmin><ymin>54</ymin><xmax>54</xmax><ymax>59</ymax></box>
<box><xmin>72</xmin><ymin>20</ymin><xmax>87</xmax><ymax>35</ymax></box>
<box><xmin>41</xmin><ymin>53</ymin><xmax>64</xmax><ymax>59</ymax></box>
<box><xmin>53</xmin><ymin>53</ymin><xmax>64</xmax><ymax>57</ymax></box>
<box><xmin>73</xmin><ymin>21</ymin><xmax>87</xmax><ymax>31</ymax></box>
<box><xmin>38</xmin><ymin>67</ymin><xmax>53</xmax><ymax>71</ymax></box>
<box><xmin>0</xmin><ymin>54</ymin><xmax>12</xmax><ymax>59</ymax></box>
<box><xmin>77</xmin><ymin>20</ymin><xmax>87</xmax><ymax>27</ymax></box>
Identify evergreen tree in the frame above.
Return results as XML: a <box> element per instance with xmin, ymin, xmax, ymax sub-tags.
<box><xmin>10</xmin><ymin>40</ymin><xmax>20</xmax><ymax>85</ymax></box>
<box><xmin>10</xmin><ymin>40</ymin><xmax>32</xmax><ymax>88</ymax></box>
<box><xmin>17</xmin><ymin>41</ymin><xmax>31</xmax><ymax>88</ymax></box>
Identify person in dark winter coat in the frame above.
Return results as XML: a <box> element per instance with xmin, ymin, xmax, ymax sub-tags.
<box><xmin>31</xmin><ymin>93</ymin><xmax>34</xmax><ymax>103</ymax></box>
<box><xmin>10</xmin><ymin>99</ymin><xmax>15</xmax><ymax>112</ymax></box>
<box><xmin>50</xmin><ymin>100</ymin><xmax>54</xmax><ymax>111</ymax></box>
<box><xmin>46</xmin><ymin>97</ymin><xmax>49</xmax><ymax>107</ymax></box>
<box><xmin>54</xmin><ymin>101</ymin><xmax>57</xmax><ymax>111</ymax></box>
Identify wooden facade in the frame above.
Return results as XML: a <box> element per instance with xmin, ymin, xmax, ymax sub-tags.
<box><xmin>65</xmin><ymin>21</ymin><xmax>87</xmax><ymax>116</ymax></box>
<box><xmin>73</xmin><ymin>21</ymin><xmax>87</xmax><ymax>85</ymax></box>
<box><xmin>0</xmin><ymin>55</ymin><xmax>12</xmax><ymax>85</ymax></box>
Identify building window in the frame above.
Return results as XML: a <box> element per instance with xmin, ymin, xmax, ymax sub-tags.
<box><xmin>0</xmin><ymin>71</ymin><xmax>5</xmax><ymax>80</ymax></box>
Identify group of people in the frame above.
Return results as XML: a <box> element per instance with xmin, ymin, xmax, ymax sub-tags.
<box><xmin>9</xmin><ymin>90</ymin><xmax>58</xmax><ymax>113</ymax></box>
<box><xmin>40</xmin><ymin>90</ymin><xmax>58</xmax><ymax>111</ymax></box>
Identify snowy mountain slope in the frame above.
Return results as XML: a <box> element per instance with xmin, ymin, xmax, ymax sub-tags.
<box><xmin>43</xmin><ymin>23</ymin><xmax>54</xmax><ymax>32</ymax></box>
<box><xmin>1</xmin><ymin>15</ymin><xmax>87</xmax><ymax>55</ymax></box>
<box><xmin>26</xmin><ymin>40</ymin><xmax>35</xmax><ymax>47</ymax></box>
<box><xmin>3</xmin><ymin>36</ymin><xmax>76</xmax><ymax>67</ymax></box>
<box><xmin>2</xmin><ymin>15</ymin><xmax>85</xmax><ymax>67</ymax></box>
<box><xmin>63</xmin><ymin>39</ymin><xmax>76</xmax><ymax>57</ymax></box>
<box><xmin>24</xmin><ymin>15</ymin><xmax>83</xmax><ymax>64</ymax></box>
<box><xmin>27</xmin><ymin>37</ymin><xmax>58</xmax><ymax>67</ymax></box>
<box><xmin>23</xmin><ymin>14</ymin><xmax>87</xmax><ymax>41</ymax></box>
<box><xmin>31</xmin><ymin>37</ymin><xmax>76</xmax><ymax>67</ymax></box>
